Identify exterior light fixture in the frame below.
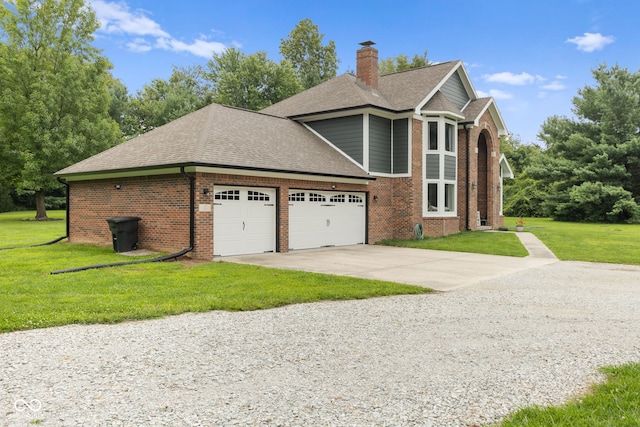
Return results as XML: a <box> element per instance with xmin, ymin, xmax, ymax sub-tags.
<box><xmin>203</xmin><ymin>188</ymin><xmax>210</xmax><ymax>195</ymax></box>
<box><xmin>114</xmin><ymin>184</ymin><xmax>121</xmax><ymax>190</ymax></box>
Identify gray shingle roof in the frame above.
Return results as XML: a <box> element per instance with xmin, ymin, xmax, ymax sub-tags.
<box><xmin>461</xmin><ymin>97</ymin><xmax>493</xmax><ymax>123</ymax></box>
<box><xmin>378</xmin><ymin>61</ymin><xmax>461</xmax><ymax>111</ymax></box>
<box><xmin>56</xmin><ymin>103</ymin><xmax>370</xmax><ymax>180</ymax></box>
<box><xmin>261</xmin><ymin>74</ymin><xmax>396</xmax><ymax>118</ymax></box>
<box><xmin>421</xmin><ymin>91</ymin><xmax>464</xmax><ymax>117</ymax></box>
<box><xmin>261</xmin><ymin>61</ymin><xmax>461</xmax><ymax>117</ymax></box>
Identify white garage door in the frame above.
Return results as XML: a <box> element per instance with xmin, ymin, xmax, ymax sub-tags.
<box><xmin>213</xmin><ymin>186</ymin><xmax>276</xmax><ymax>256</ymax></box>
<box><xmin>289</xmin><ymin>190</ymin><xmax>366</xmax><ymax>250</ymax></box>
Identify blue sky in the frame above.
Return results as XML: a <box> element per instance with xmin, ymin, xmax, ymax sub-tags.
<box><xmin>89</xmin><ymin>0</ymin><xmax>637</xmax><ymax>146</ymax></box>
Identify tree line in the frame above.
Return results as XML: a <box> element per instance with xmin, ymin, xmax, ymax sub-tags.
<box><xmin>3</xmin><ymin>0</ymin><xmax>638</xmax><ymax>224</ymax></box>
<box><xmin>503</xmin><ymin>63</ymin><xmax>640</xmax><ymax>223</ymax></box>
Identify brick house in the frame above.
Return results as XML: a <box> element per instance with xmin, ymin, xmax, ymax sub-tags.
<box><xmin>56</xmin><ymin>42</ymin><xmax>513</xmax><ymax>260</ymax></box>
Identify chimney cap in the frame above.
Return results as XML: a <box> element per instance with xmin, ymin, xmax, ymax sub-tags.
<box><xmin>359</xmin><ymin>40</ymin><xmax>376</xmax><ymax>47</ymax></box>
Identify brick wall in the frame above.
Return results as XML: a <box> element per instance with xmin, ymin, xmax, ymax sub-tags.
<box><xmin>69</xmin><ymin>175</ymin><xmax>191</xmax><ymax>253</ymax></box>
<box><xmin>68</xmin><ymin>113</ymin><xmax>505</xmax><ymax>259</ymax></box>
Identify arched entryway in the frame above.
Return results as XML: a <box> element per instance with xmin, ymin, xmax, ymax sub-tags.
<box><xmin>477</xmin><ymin>132</ymin><xmax>489</xmax><ymax>226</ymax></box>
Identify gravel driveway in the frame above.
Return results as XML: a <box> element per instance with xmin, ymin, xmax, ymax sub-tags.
<box><xmin>2</xmin><ymin>261</ymin><xmax>640</xmax><ymax>426</ymax></box>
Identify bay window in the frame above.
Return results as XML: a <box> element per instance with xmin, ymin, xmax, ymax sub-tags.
<box><xmin>424</xmin><ymin>118</ymin><xmax>457</xmax><ymax>216</ymax></box>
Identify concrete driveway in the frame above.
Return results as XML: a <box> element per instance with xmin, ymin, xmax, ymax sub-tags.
<box><xmin>224</xmin><ymin>232</ymin><xmax>558</xmax><ymax>291</ymax></box>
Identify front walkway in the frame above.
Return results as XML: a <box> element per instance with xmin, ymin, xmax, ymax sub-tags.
<box><xmin>224</xmin><ymin>232</ymin><xmax>558</xmax><ymax>291</ymax></box>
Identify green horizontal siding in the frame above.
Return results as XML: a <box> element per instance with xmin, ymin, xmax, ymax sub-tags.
<box><xmin>441</xmin><ymin>71</ymin><xmax>470</xmax><ymax>110</ymax></box>
<box><xmin>393</xmin><ymin>118</ymin><xmax>408</xmax><ymax>174</ymax></box>
<box><xmin>369</xmin><ymin>115</ymin><xmax>392</xmax><ymax>173</ymax></box>
<box><xmin>307</xmin><ymin>115</ymin><xmax>364</xmax><ymax>165</ymax></box>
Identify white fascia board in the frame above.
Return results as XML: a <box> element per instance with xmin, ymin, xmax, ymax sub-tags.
<box><xmin>61</xmin><ymin>165</ymin><xmax>371</xmax><ymax>185</ymax></box>
<box><xmin>499</xmin><ymin>154</ymin><xmax>514</xmax><ymax>179</ymax></box>
<box><xmin>455</xmin><ymin>62</ymin><xmax>479</xmax><ymax>100</ymax></box>
<box><xmin>489</xmin><ymin>102</ymin><xmax>509</xmax><ymax>136</ymax></box>
<box><xmin>60</xmin><ymin>167</ymin><xmax>185</xmax><ymax>181</ymax></box>
<box><xmin>420</xmin><ymin>110</ymin><xmax>466</xmax><ymax>121</ymax></box>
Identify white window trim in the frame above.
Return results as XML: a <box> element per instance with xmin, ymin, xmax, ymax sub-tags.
<box><xmin>423</xmin><ymin>117</ymin><xmax>458</xmax><ymax>217</ymax></box>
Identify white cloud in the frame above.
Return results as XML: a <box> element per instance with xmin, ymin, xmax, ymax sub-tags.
<box><xmin>541</xmin><ymin>81</ymin><xmax>566</xmax><ymax>91</ymax></box>
<box><xmin>158</xmin><ymin>37</ymin><xmax>228</xmax><ymax>59</ymax></box>
<box><xmin>477</xmin><ymin>89</ymin><xmax>513</xmax><ymax>100</ymax></box>
<box><xmin>90</xmin><ymin>0</ymin><xmax>169</xmax><ymax>38</ymax></box>
<box><xmin>126</xmin><ymin>38</ymin><xmax>152</xmax><ymax>53</ymax></box>
<box><xmin>566</xmin><ymin>32</ymin><xmax>615</xmax><ymax>52</ymax></box>
<box><xmin>482</xmin><ymin>72</ymin><xmax>536</xmax><ymax>86</ymax></box>
<box><xmin>89</xmin><ymin>0</ymin><xmax>229</xmax><ymax>58</ymax></box>
<box><xmin>487</xmin><ymin>89</ymin><xmax>513</xmax><ymax>100</ymax></box>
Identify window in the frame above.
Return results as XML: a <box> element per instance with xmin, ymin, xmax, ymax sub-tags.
<box><xmin>214</xmin><ymin>190</ymin><xmax>239</xmax><ymax>200</ymax></box>
<box><xmin>427</xmin><ymin>183</ymin><xmax>438</xmax><ymax>212</ymax></box>
<box><xmin>428</xmin><ymin>122</ymin><xmax>438</xmax><ymax>150</ymax></box>
<box><xmin>349</xmin><ymin>194</ymin><xmax>363</xmax><ymax>204</ymax></box>
<box><xmin>444</xmin><ymin>184</ymin><xmax>455</xmax><ymax>212</ymax></box>
<box><xmin>309</xmin><ymin>193</ymin><xmax>326</xmax><ymax>202</ymax></box>
<box><xmin>248</xmin><ymin>191</ymin><xmax>270</xmax><ymax>201</ymax></box>
<box><xmin>445</xmin><ymin>123</ymin><xmax>455</xmax><ymax>152</ymax></box>
<box><xmin>289</xmin><ymin>192</ymin><xmax>305</xmax><ymax>202</ymax></box>
<box><xmin>330</xmin><ymin>194</ymin><xmax>345</xmax><ymax>203</ymax></box>
<box><xmin>425</xmin><ymin>119</ymin><xmax>457</xmax><ymax>216</ymax></box>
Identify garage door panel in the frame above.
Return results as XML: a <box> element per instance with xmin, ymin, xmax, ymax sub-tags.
<box><xmin>214</xmin><ymin>187</ymin><xmax>276</xmax><ymax>256</ymax></box>
<box><xmin>289</xmin><ymin>190</ymin><xmax>365</xmax><ymax>250</ymax></box>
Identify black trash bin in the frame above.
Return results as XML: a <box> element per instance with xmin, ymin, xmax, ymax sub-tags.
<box><xmin>106</xmin><ymin>216</ymin><xmax>141</xmax><ymax>252</ymax></box>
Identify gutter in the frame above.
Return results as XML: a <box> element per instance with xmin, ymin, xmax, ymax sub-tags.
<box><xmin>50</xmin><ymin>167</ymin><xmax>195</xmax><ymax>274</ymax></box>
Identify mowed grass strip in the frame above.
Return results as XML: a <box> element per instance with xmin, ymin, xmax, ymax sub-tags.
<box><xmin>379</xmin><ymin>230</ymin><xmax>529</xmax><ymax>257</ymax></box>
<box><xmin>498</xmin><ymin>363</ymin><xmax>640</xmax><ymax>427</ymax></box>
<box><xmin>0</xmin><ymin>210</ymin><xmax>67</xmax><ymax>247</ymax></box>
<box><xmin>504</xmin><ymin>217</ymin><xmax>640</xmax><ymax>265</ymax></box>
<box><xmin>0</xmin><ymin>211</ymin><xmax>431</xmax><ymax>333</ymax></box>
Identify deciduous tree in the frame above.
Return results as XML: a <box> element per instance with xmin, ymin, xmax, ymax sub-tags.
<box><xmin>279</xmin><ymin>18</ymin><xmax>338</xmax><ymax>89</ymax></box>
<box><xmin>0</xmin><ymin>0</ymin><xmax>120</xmax><ymax>219</ymax></box>
<box><xmin>379</xmin><ymin>51</ymin><xmax>431</xmax><ymax>75</ymax></box>
<box><xmin>204</xmin><ymin>48</ymin><xmax>302</xmax><ymax>110</ymax></box>
<box><xmin>125</xmin><ymin>65</ymin><xmax>211</xmax><ymax>137</ymax></box>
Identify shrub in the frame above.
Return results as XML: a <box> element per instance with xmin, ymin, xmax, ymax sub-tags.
<box><xmin>552</xmin><ymin>182</ymin><xmax>640</xmax><ymax>223</ymax></box>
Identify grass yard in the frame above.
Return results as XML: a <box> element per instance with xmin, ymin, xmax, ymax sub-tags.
<box><xmin>504</xmin><ymin>216</ymin><xmax>640</xmax><ymax>265</ymax></box>
<box><xmin>0</xmin><ymin>211</ymin><xmax>431</xmax><ymax>333</ymax></box>
<box><xmin>498</xmin><ymin>363</ymin><xmax>640</xmax><ymax>426</ymax></box>
<box><xmin>379</xmin><ymin>230</ymin><xmax>529</xmax><ymax>257</ymax></box>
<box><xmin>0</xmin><ymin>209</ymin><xmax>67</xmax><ymax>246</ymax></box>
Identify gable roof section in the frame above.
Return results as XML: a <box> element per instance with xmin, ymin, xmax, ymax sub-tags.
<box><xmin>379</xmin><ymin>61</ymin><xmax>462</xmax><ymax>111</ymax></box>
<box><xmin>56</xmin><ymin>103</ymin><xmax>370</xmax><ymax>180</ymax></box>
<box><xmin>261</xmin><ymin>74</ymin><xmax>395</xmax><ymax>118</ymax></box>
<box><xmin>420</xmin><ymin>91</ymin><xmax>464</xmax><ymax>119</ymax></box>
<box><xmin>262</xmin><ymin>61</ymin><xmax>463</xmax><ymax>119</ymax></box>
<box><xmin>461</xmin><ymin>97</ymin><xmax>508</xmax><ymax>136</ymax></box>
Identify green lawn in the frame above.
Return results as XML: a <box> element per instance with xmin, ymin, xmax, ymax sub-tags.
<box><xmin>498</xmin><ymin>363</ymin><xmax>640</xmax><ymax>426</ymax></box>
<box><xmin>504</xmin><ymin>216</ymin><xmax>640</xmax><ymax>265</ymax></box>
<box><xmin>4</xmin><ymin>210</ymin><xmax>640</xmax><ymax>425</ymax></box>
<box><xmin>0</xmin><ymin>211</ymin><xmax>431</xmax><ymax>333</ymax></box>
<box><xmin>379</xmin><ymin>230</ymin><xmax>529</xmax><ymax>257</ymax></box>
<box><xmin>0</xmin><ymin>210</ymin><xmax>67</xmax><ymax>247</ymax></box>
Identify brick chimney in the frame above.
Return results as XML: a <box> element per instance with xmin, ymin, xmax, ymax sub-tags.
<box><xmin>356</xmin><ymin>41</ymin><xmax>378</xmax><ymax>89</ymax></box>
